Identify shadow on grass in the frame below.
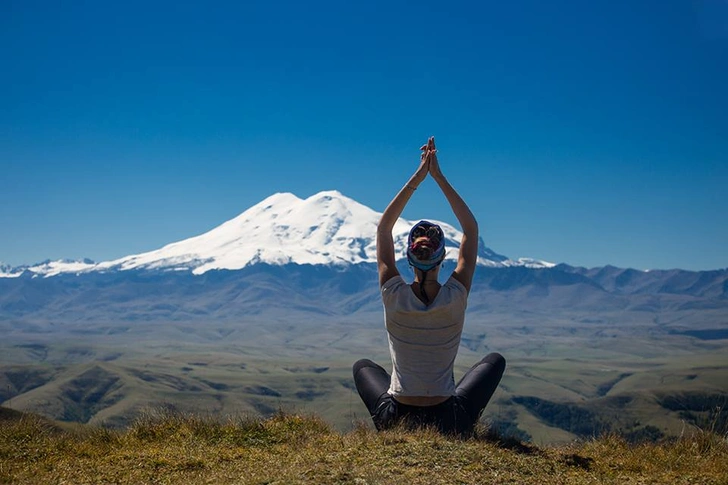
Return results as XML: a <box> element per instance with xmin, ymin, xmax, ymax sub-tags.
<box><xmin>475</xmin><ymin>427</ymin><xmax>541</xmax><ymax>455</ymax></box>
<box><xmin>560</xmin><ymin>453</ymin><xmax>594</xmax><ymax>470</ymax></box>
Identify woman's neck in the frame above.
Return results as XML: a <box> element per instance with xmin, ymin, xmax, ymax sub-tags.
<box><xmin>414</xmin><ymin>268</ymin><xmax>440</xmax><ymax>283</ymax></box>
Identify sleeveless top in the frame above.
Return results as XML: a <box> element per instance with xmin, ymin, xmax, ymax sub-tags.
<box><xmin>381</xmin><ymin>275</ymin><xmax>468</xmax><ymax>397</ymax></box>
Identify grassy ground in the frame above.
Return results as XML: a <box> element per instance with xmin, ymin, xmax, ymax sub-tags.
<box><xmin>1</xmin><ymin>408</ymin><xmax>726</xmax><ymax>484</ymax></box>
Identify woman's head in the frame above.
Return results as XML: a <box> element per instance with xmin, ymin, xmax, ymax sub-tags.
<box><xmin>407</xmin><ymin>221</ymin><xmax>446</xmax><ymax>271</ymax></box>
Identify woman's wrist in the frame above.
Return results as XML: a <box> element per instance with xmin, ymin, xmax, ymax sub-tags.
<box><xmin>407</xmin><ymin>175</ymin><xmax>424</xmax><ymax>189</ymax></box>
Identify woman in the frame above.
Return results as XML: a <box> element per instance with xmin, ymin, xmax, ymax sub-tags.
<box><xmin>353</xmin><ymin>137</ymin><xmax>505</xmax><ymax>436</ymax></box>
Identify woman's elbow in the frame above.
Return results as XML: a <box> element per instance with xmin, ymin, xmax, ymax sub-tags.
<box><xmin>464</xmin><ymin>220</ymin><xmax>479</xmax><ymax>237</ymax></box>
<box><xmin>377</xmin><ymin>223</ymin><xmax>393</xmax><ymax>236</ymax></box>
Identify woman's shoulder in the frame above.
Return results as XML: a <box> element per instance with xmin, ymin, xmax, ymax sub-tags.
<box><xmin>442</xmin><ymin>274</ymin><xmax>468</xmax><ymax>303</ymax></box>
<box><xmin>381</xmin><ymin>274</ymin><xmax>406</xmax><ymax>291</ymax></box>
<box><xmin>444</xmin><ymin>274</ymin><xmax>466</xmax><ymax>292</ymax></box>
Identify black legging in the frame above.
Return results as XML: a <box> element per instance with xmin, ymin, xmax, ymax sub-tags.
<box><xmin>353</xmin><ymin>353</ymin><xmax>506</xmax><ymax>433</ymax></box>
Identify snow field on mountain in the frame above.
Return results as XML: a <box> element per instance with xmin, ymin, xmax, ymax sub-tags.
<box><xmin>2</xmin><ymin>190</ymin><xmax>552</xmax><ymax>277</ymax></box>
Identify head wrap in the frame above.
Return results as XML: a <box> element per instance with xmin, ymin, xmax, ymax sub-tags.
<box><xmin>406</xmin><ymin>220</ymin><xmax>446</xmax><ymax>271</ymax></box>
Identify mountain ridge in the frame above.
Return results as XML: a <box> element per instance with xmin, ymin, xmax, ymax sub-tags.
<box><xmin>2</xmin><ymin>262</ymin><xmax>726</xmax><ymax>325</ymax></box>
<box><xmin>1</xmin><ymin>190</ymin><xmax>551</xmax><ymax>278</ymax></box>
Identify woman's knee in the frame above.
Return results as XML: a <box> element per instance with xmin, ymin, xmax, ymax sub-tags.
<box><xmin>481</xmin><ymin>352</ymin><xmax>506</xmax><ymax>373</ymax></box>
<box><xmin>353</xmin><ymin>358</ymin><xmax>381</xmax><ymax>377</ymax></box>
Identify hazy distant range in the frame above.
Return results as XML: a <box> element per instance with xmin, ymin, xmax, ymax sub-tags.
<box><xmin>1</xmin><ymin>191</ymin><xmax>726</xmax><ymax>444</ymax></box>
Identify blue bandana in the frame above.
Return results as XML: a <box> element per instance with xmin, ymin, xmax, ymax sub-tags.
<box><xmin>406</xmin><ymin>221</ymin><xmax>446</xmax><ymax>271</ymax></box>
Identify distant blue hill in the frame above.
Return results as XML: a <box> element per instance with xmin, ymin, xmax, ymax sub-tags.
<box><xmin>1</xmin><ymin>263</ymin><xmax>726</xmax><ymax>325</ymax></box>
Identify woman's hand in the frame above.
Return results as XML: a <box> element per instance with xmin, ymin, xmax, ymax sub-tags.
<box><xmin>420</xmin><ymin>136</ymin><xmax>443</xmax><ymax>181</ymax></box>
<box><xmin>411</xmin><ymin>142</ymin><xmax>431</xmax><ymax>186</ymax></box>
<box><xmin>427</xmin><ymin>137</ymin><xmax>444</xmax><ymax>181</ymax></box>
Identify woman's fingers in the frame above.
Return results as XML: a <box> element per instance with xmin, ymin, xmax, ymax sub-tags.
<box><xmin>420</xmin><ymin>138</ymin><xmax>437</xmax><ymax>165</ymax></box>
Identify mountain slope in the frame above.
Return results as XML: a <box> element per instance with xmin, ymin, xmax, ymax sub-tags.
<box><xmin>2</xmin><ymin>263</ymin><xmax>726</xmax><ymax>325</ymax></box>
<box><xmin>2</xmin><ymin>190</ymin><xmax>549</xmax><ymax>278</ymax></box>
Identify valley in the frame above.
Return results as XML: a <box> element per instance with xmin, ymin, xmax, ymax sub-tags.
<box><xmin>3</xmin><ymin>282</ymin><xmax>726</xmax><ymax>445</ymax></box>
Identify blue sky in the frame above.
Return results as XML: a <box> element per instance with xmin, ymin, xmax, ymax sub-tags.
<box><xmin>1</xmin><ymin>0</ymin><xmax>726</xmax><ymax>270</ymax></box>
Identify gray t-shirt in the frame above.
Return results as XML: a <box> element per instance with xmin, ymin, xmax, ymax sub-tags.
<box><xmin>381</xmin><ymin>275</ymin><xmax>468</xmax><ymax>397</ymax></box>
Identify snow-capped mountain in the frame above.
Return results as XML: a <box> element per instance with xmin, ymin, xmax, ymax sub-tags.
<box><xmin>1</xmin><ymin>190</ymin><xmax>553</xmax><ymax>278</ymax></box>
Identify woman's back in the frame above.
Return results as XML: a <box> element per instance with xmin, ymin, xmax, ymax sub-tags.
<box><xmin>382</xmin><ymin>274</ymin><xmax>467</xmax><ymax>398</ymax></box>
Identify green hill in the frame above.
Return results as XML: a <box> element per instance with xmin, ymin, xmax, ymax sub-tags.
<box><xmin>1</xmin><ymin>407</ymin><xmax>726</xmax><ymax>484</ymax></box>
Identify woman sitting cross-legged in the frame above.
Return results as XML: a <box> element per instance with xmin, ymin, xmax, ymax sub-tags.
<box><xmin>353</xmin><ymin>136</ymin><xmax>505</xmax><ymax>436</ymax></box>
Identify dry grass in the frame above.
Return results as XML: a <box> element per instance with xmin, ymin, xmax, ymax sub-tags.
<box><xmin>1</xmin><ymin>409</ymin><xmax>726</xmax><ymax>484</ymax></box>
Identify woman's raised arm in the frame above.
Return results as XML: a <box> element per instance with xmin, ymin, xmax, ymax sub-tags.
<box><xmin>427</xmin><ymin>138</ymin><xmax>479</xmax><ymax>292</ymax></box>
<box><xmin>376</xmin><ymin>147</ymin><xmax>430</xmax><ymax>287</ymax></box>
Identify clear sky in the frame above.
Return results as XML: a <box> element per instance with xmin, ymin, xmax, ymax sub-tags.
<box><xmin>1</xmin><ymin>0</ymin><xmax>726</xmax><ymax>271</ymax></box>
